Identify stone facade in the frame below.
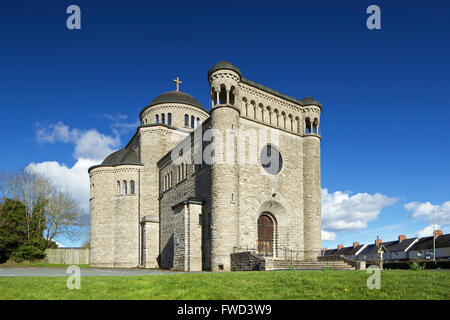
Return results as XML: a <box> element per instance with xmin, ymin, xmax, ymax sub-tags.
<box><xmin>89</xmin><ymin>61</ymin><xmax>322</xmax><ymax>271</ymax></box>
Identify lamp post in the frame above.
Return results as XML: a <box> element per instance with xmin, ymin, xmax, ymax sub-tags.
<box><xmin>433</xmin><ymin>208</ymin><xmax>436</xmax><ymax>262</ymax></box>
<box><xmin>433</xmin><ymin>209</ymin><xmax>444</xmax><ymax>263</ymax></box>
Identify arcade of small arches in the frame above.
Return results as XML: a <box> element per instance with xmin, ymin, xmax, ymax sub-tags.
<box><xmin>184</xmin><ymin>114</ymin><xmax>201</xmax><ymax>129</ymax></box>
<box><xmin>241</xmin><ymin>97</ymin><xmax>320</xmax><ymax>135</ymax></box>
<box><xmin>141</xmin><ymin>111</ymin><xmax>201</xmax><ymax>129</ymax></box>
<box><xmin>116</xmin><ymin>180</ymin><xmax>136</xmax><ymax>196</ymax></box>
<box><xmin>208</xmin><ymin>82</ymin><xmax>320</xmax><ymax>136</ymax></box>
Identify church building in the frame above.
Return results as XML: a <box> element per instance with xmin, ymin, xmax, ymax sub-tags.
<box><xmin>88</xmin><ymin>61</ymin><xmax>322</xmax><ymax>271</ymax></box>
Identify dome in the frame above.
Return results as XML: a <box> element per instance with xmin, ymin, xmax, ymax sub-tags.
<box><xmin>101</xmin><ymin>148</ymin><xmax>139</xmax><ymax>166</ymax></box>
<box><xmin>148</xmin><ymin>91</ymin><xmax>206</xmax><ymax>111</ymax></box>
<box><xmin>300</xmin><ymin>97</ymin><xmax>322</xmax><ymax>108</ymax></box>
<box><xmin>208</xmin><ymin>61</ymin><xmax>242</xmax><ymax>78</ymax></box>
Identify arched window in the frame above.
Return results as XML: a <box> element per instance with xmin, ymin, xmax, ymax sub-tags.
<box><xmin>130</xmin><ymin>180</ymin><xmax>135</xmax><ymax>195</ymax></box>
<box><xmin>196</xmin><ymin>117</ymin><xmax>200</xmax><ymax>127</ymax></box>
<box><xmin>156</xmin><ymin>114</ymin><xmax>159</xmax><ymax>124</ymax></box>
<box><xmin>161</xmin><ymin>113</ymin><xmax>165</xmax><ymax>124</ymax></box>
<box><xmin>117</xmin><ymin>181</ymin><xmax>121</xmax><ymax>195</ymax></box>
<box><xmin>313</xmin><ymin>118</ymin><xmax>319</xmax><ymax>134</ymax></box>
<box><xmin>184</xmin><ymin>114</ymin><xmax>189</xmax><ymax>127</ymax></box>
<box><xmin>219</xmin><ymin>85</ymin><xmax>227</xmax><ymax>105</ymax></box>
<box><xmin>123</xmin><ymin>180</ymin><xmax>127</xmax><ymax>195</ymax></box>
<box><xmin>168</xmin><ymin>113</ymin><xmax>172</xmax><ymax>126</ymax></box>
<box><xmin>305</xmin><ymin>118</ymin><xmax>311</xmax><ymax>134</ymax></box>
<box><xmin>230</xmin><ymin>86</ymin><xmax>236</xmax><ymax>105</ymax></box>
<box><xmin>295</xmin><ymin>116</ymin><xmax>300</xmax><ymax>133</ymax></box>
<box><xmin>190</xmin><ymin>116</ymin><xmax>195</xmax><ymax>128</ymax></box>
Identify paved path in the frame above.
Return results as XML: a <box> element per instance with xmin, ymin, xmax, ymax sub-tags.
<box><xmin>0</xmin><ymin>267</ymin><xmax>194</xmax><ymax>277</ymax></box>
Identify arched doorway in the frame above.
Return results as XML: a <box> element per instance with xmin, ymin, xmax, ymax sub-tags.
<box><xmin>257</xmin><ymin>214</ymin><xmax>274</xmax><ymax>256</ymax></box>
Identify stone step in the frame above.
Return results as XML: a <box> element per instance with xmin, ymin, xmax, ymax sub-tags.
<box><xmin>271</xmin><ymin>260</ymin><xmax>356</xmax><ymax>270</ymax></box>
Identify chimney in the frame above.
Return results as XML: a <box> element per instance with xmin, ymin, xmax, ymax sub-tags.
<box><xmin>337</xmin><ymin>244</ymin><xmax>344</xmax><ymax>250</ymax></box>
<box><xmin>375</xmin><ymin>238</ymin><xmax>382</xmax><ymax>246</ymax></box>
<box><xmin>323</xmin><ymin>247</ymin><xmax>328</xmax><ymax>252</ymax></box>
<box><xmin>398</xmin><ymin>235</ymin><xmax>406</xmax><ymax>243</ymax></box>
<box><xmin>353</xmin><ymin>242</ymin><xmax>360</xmax><ymax>248</ymax></box>
<box><xmin>434</xmin><ymin>230</ymin><xmax>443</xmax><ymax>239</ymax></box>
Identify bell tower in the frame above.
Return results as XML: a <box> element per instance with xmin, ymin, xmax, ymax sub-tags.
<box><xmin>207</xmin><ymin>61</ymin><xmax>241</xmax><ymax>271</ymax></box>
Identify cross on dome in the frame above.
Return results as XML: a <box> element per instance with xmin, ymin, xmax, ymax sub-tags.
<box><xmin>173</xmin><ymin>76</ymin><xmax>182</xmax><ymax>91</ymax></box>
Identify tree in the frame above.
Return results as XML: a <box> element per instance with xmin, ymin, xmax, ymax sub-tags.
<box><xmin>0</xmin><ymin>170</ymin><xmax>50</xmax><ymax>242</ymax></box>
<box><xmin>0</xmin><ymin>199</ymin><xmax>27</xmax><ymax>263</ymax></box>
<box><xmin>45</xmin><ymin>190</ymin><xmax>82</xmax><ymax>242</ymax></box>
<box><xmin>0</xmin><ymin>169</ymin><xmax>84</xmax><ymax>246</ymax></box>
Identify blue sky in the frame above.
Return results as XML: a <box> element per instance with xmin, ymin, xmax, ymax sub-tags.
<box><xmin>0</xmin><ymin>0</ymin><xmax>449</xmax><ymax>247</ymax></box>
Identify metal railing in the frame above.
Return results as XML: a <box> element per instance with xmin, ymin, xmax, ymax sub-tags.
<box><xmin>233</xmin><ymin>246</ymin><xmax>315</xmax><ymax>262</ymax></box>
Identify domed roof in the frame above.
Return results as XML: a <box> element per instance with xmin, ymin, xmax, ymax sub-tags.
<box><xmin>148</xmin><ymin>91</ymin><xmax>205</xmax><ymax>111</ymax></box>
<box><xmin>208</xmin><ymin>61</ymin><xmax>242</xmax><ymax>78</ymax></box>
<box><xmin>101</xmin><ymin>148</ymin><xmax>139</xmax><ymax>166</ymax></box>
<box><xmin>300</xmin><ymin>97</ymin><xmax>322</xmax><ymax>108</ymax></box>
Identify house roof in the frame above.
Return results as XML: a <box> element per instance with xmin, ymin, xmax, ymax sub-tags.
<box><xmin>384</xmin><ymin>238</ymin><xmax>417</xmax><ymax>252</ymax></box>
<box><xmin>324</xmin><ymin>245</ymin><xmax>365</xmax><ymax>256</ymax></box>
<box><xmin>409</xmin><ymin>234</ymin><xmax>450</xmax><ymax>251</ymax></box>
<box><xmin>359</xmin><ymin>242</ymin><xmax>395</xmax><ymax>256</ymax></box>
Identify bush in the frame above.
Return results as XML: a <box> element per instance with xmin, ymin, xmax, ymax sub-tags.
<box><xmin>11</xmin><ymin>240</ymin><xmax>47</xmax><ymax>262</ymax></box>
<box><xmin>409</xmin><ymin>261</ymin><xmax>426</xmax><ymax>271</ymax></box>
<box><xmin>384</xmin><ymin>260</ymin><xmax>450</xmax><ymax>270</ymax></box>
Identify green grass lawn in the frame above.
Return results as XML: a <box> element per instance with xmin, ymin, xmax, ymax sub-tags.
<box><xmin>0</xmin><ymin>270</ymin><xmax>449</xmax><ymax>300</ymax></box>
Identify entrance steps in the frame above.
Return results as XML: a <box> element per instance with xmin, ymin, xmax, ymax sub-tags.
<box><xmin>267</xmin><ymin>259</ymin><xmax>356</xmax><ymax>271</ymax></box>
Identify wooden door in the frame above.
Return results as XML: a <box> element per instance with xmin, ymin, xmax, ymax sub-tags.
<box><xmin>258</xmin><ymin>215</ymin><xmax>273</xmax><ymax>256</ymax></box>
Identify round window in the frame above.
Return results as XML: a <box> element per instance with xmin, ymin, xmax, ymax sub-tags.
<box><xmin>260</xmin><ymin>145</ymin><xmax>283</xmax><ymax>175</ymax></box>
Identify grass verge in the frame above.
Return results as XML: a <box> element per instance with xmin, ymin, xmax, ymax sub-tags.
<box><xmin>0</xmin><ymin>270</ymin><xmax>449</xmax><ymax>300</ymax></box>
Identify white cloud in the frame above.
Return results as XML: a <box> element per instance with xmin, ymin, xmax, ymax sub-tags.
<box><xmin>30</xmin><ymin>121</ymin><xmax>127</xmax><ymax>214</ymax></box>
<box><xmin>73</xmin><ymin>129</ymin><xmax>120</xmax><ymax>161</ymax></box>
<box><xmin>321</xmin><ymin>230</ymin><xmax>337</xmax><ymax>241</ymax></box>
<box><xmin>26</xmin><ymin>158</ymin><xmax>98</xmax><ymax>214</ymax></box>
<box><xmin>36</xmin><ymin>121</ymin><xmax>72</xmax><ymax>143</ymax></box>
<box><xmin>35</xmin><ymin>121</ymin><xmax>120</xmax><ymax>162</ymax></box>
<box><xmin>416</xmin><ymin>224</ymin><xmax>441</xmax><ymax>238</ymax></box>
<box><xmin>404</xmin><ymin>201</ymin><xmax>450</xmax><ymax>226</ymax></box>
<box><xmin>321</xmin><ymin>188</ymin><xmax>397</xmax><ymax>232</ymax></box>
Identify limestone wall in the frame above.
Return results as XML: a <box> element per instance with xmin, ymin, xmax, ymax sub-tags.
<box><xmin>237</xmin><ymin>117</ymin><xmax>305</xmax><ymax>259</ymax></box>
<box><xmin>158</xmin><ymin>148</ymin><xmax>211</xmax><ymax>270</ymax></box>
<box><xmin>89</xmin><ymin>164</ymin><xmax>142</xmax><ymax>268</ymax></box>
<box><xmin>139</xmin><ymin>126</ymin><xmax>188</xmax><ymax>266</ymax></box>
<box><xmin>231</xmin><ymin>252</ymin><xmax>265</xmax><ymax>271</ymax></box>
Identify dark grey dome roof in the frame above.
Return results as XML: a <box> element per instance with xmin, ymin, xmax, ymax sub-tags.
<box><xmin>300</xmin><ymin>97</ymin><xmax>322</xmax><ymax>108</ymax></box>
<box><xmin>208</xmin><ymin>61</ymin><xmax>242</xmax><ymax>78</ymax></box>
<box><xmin>101</xmin><ymin>148</ymin><xmax>139</xmax><ymax>166</ymax></box>
<box><xmin>148</xmin><ymin>91</ymin><xmax>205</xmax><ymax>111</ymax></box>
